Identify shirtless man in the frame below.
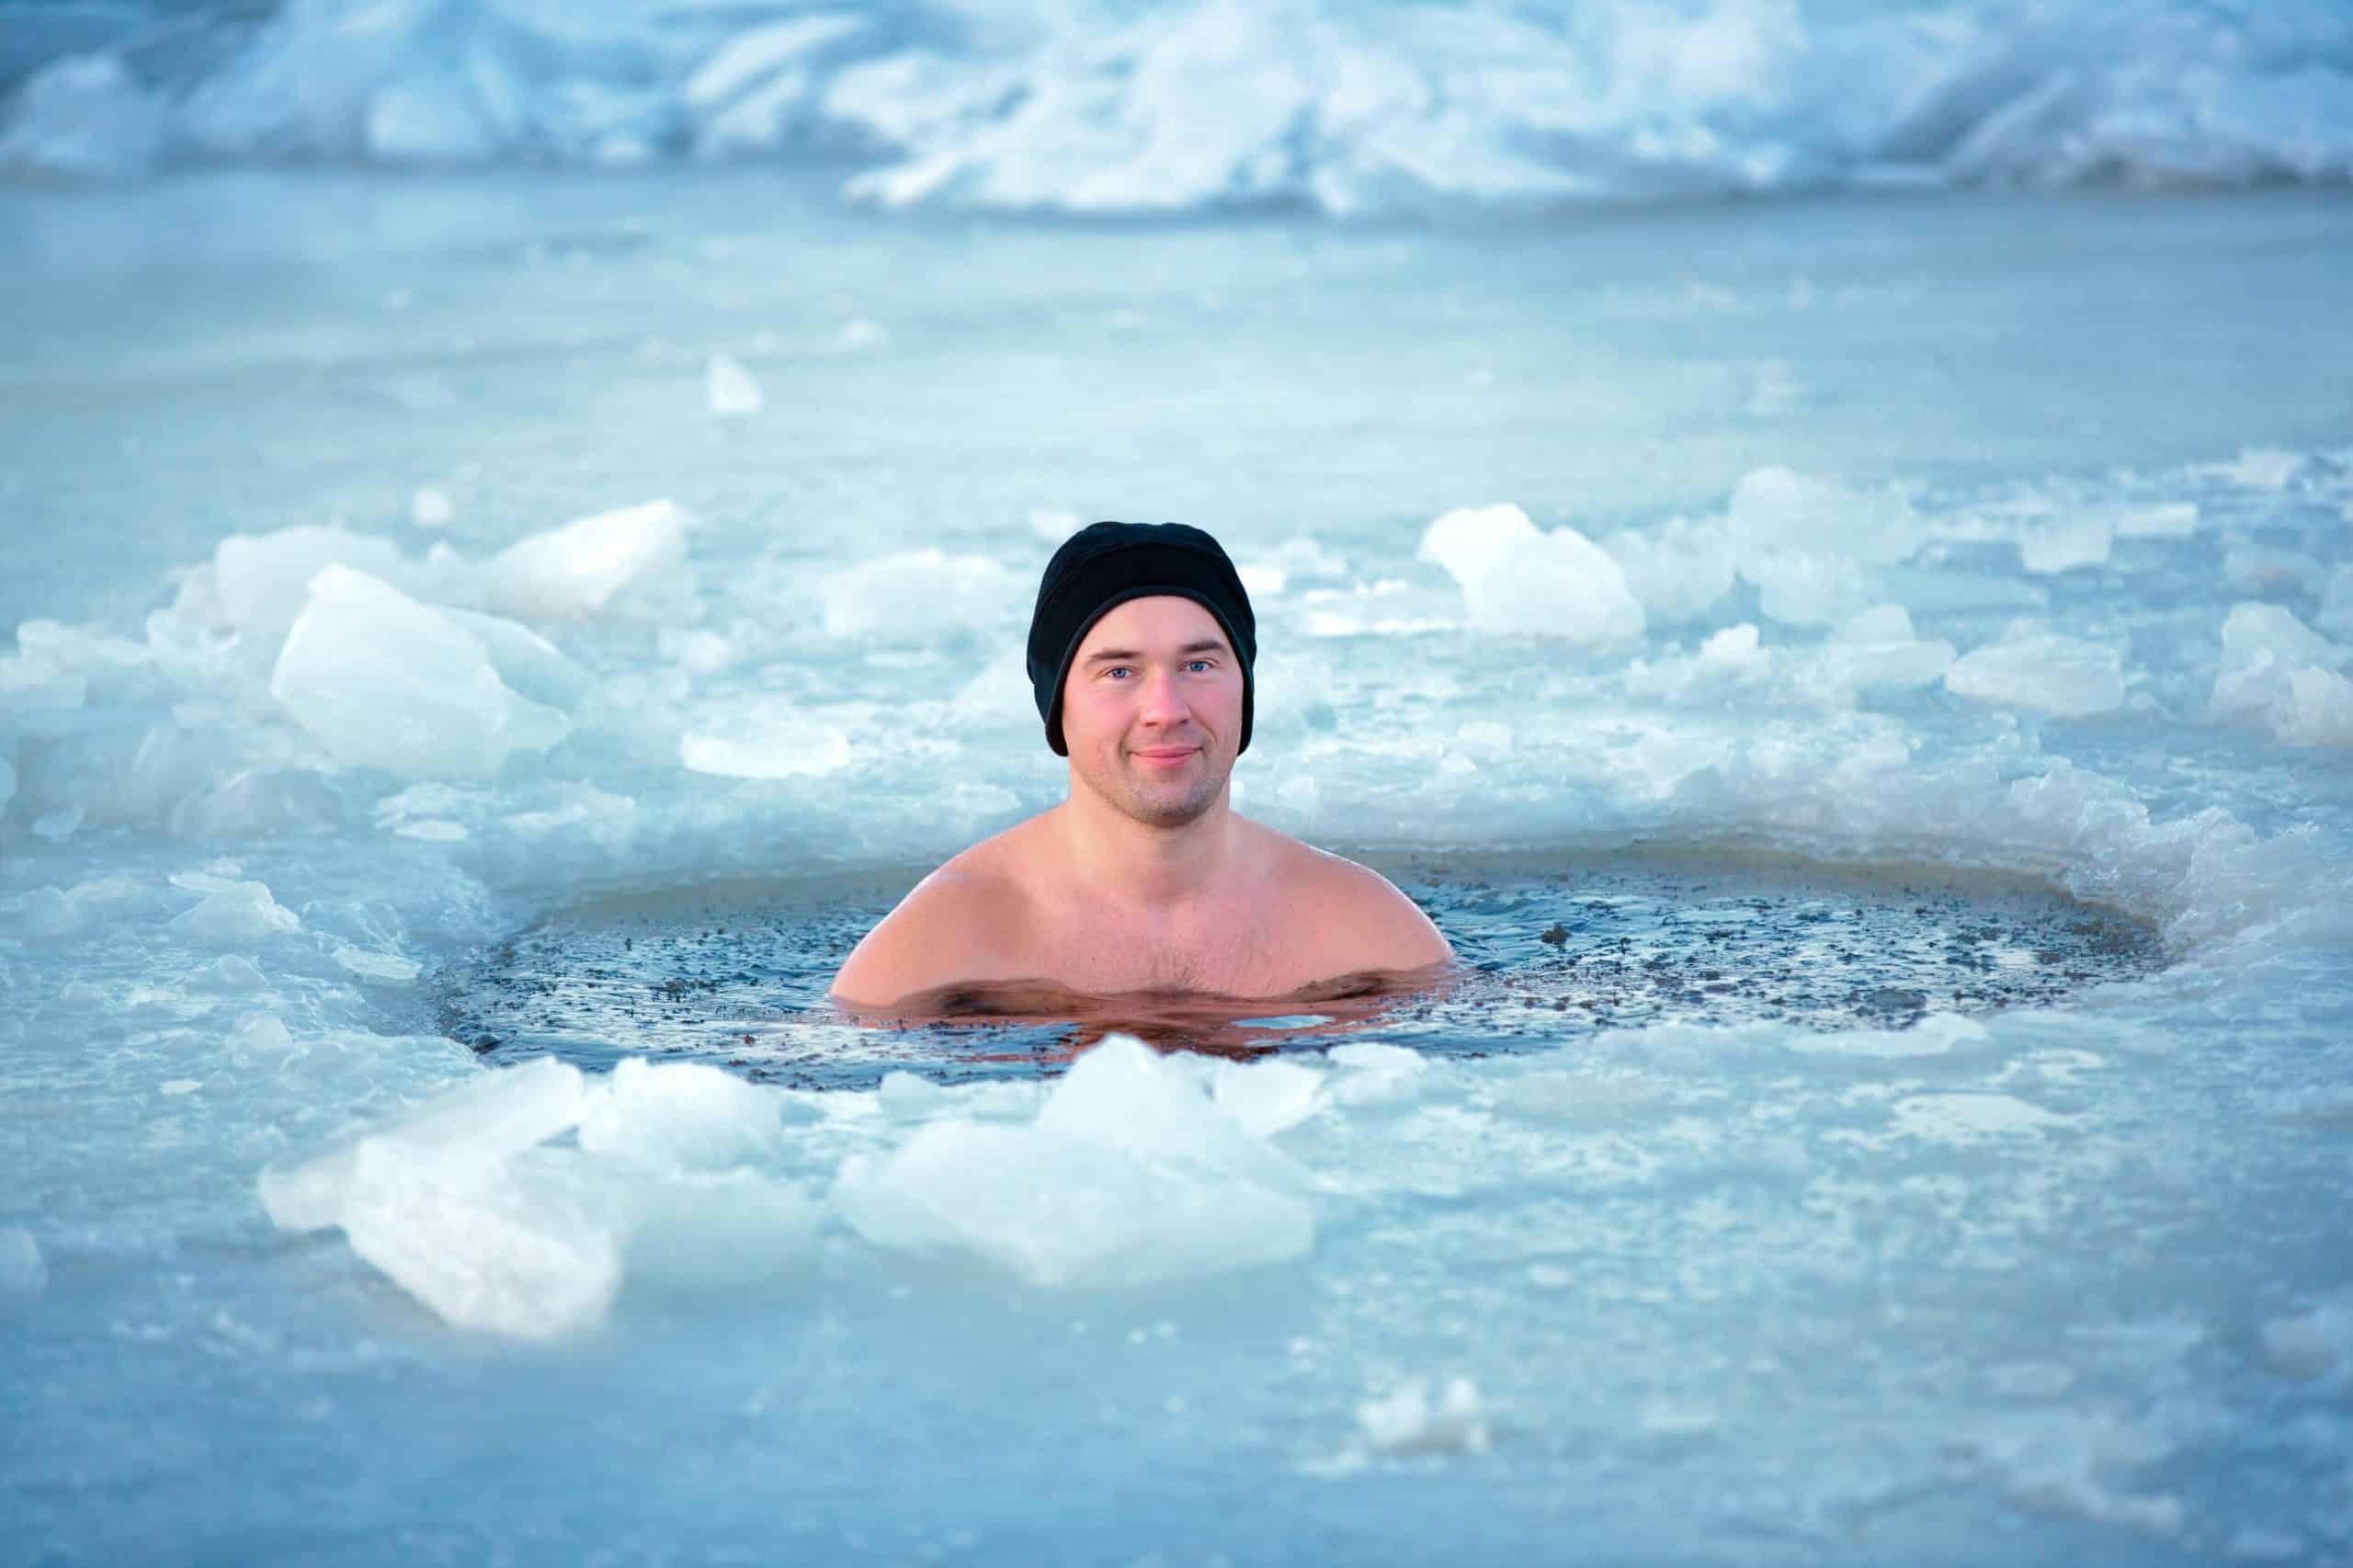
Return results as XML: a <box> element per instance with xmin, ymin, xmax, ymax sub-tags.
<box><xmin>830</xmin><ymin>521</ymin><xmax>1452</xmax><ymax>1009</ymax></box>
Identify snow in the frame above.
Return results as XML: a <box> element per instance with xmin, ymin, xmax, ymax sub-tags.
<box><xmin>1418</xmin><ymin>504</ymin><xmax>1643</xmax><ymax>644</ymax></box>
<box><xmin>271</xmin><ymin>566</ymin><xmax>571</xmax><ymax>779</ymax></box>
<box><xmin>484</xmin><ymin>500</ymin><xmax>691</xmax><ymax>622</ymax></box>
<box><xmin>1945</xmin><ymin>629</ymin><xmax>2129</xmax><ymax>719</ymax></box>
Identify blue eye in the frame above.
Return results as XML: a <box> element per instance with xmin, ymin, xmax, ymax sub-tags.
<box><xmin>1184</xmin><ymin>660</ymin><xmax>1211</xmax><ymax>673</ymax></box>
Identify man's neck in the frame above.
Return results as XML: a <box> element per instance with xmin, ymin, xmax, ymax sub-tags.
<box><xmin>1057</xmin><ymin>783</ymin><xmax>1237</xmax><ymax>910</ymax></box>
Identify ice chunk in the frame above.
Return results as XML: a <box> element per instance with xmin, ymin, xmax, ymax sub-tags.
<box><xmin>706</xmin><ymin>354</ymin><xmax>764</xmax><ymax>416</ymax></box>
<box><xmin>341</xmin><ymin>1142</ymin><xmax>621</xmax><ymax>1338</ymax></box>
<box><xmin>820</xmin><ymin>550</ymin><xmax>1025</xmax><ymax>638</ymax></box>
<box><xmin>333</xmin><ymin>943</ymin><xmax>421</xmax><ymax>983</ymax></box>
<box><xmin>622</xmin><ymin>1170</ymin><xmax>819</xmax><ymax>1289</ymax></box>
<box><xmin>2223</xmin><ymin>446</ymin><xmax>2301</xmax><ymax>490</ymax></box>
<box><xmin>1725</xmin><ymin>467</ymin><xmax>1917</xmax><ymax>626</ymax></box>
<box><xmin>169</xmin><ymin>881</ymin><xmax>301</xmax><ymax>946</ymax></box>
<box><xmin>271</xmin><ymin>566</ymin><xmax>571</xmax><ymax>780</ymax></box>
<box><xmin>484</xmin><ymin>500</ymin><xmax>690</xmax><ymax>622</ymax></box>
<box><xmin>2112</xmin><ymin>502</ymin><xmax>2198</xmax><ymax>540</ymax></box>
<box><xmin>2019</xmin><ymin>514</ymin><xmax>2112</xmax><ymax>574</ymax></box>
<box><xmin>409</xmin><ymin>487</ymin><xmax>453</xmax><ymax>528</ymax></box>
<box><xmin>440</xmin><ymin>608</ymin><xmax>593</xmax><ymax>710</ymax></box>
<box><xmin>2209</xmin><ymin>603</ymin><xmax>2353</xmax><ymax>748</ymax></box>
<box><xmin>835</xmin><ymin>1036</ymin><xmax>1313</xmax><ymax>1287</ymax></box>
<box><xmin>1601</xmin><ymin>516</ymin><xmax>1735</xmax><ymax>625</ymax></box>
<box><xmin>13</xmin><ymin>886</ymin><xmax>85</xmax><ymax>939</ymax></box>
<box><xmin>0</xmin><ymin>53</ymin><xmax>165</xmax><ymax>178</ymax></box>
<box><xmin>1211</xmin><ymin>1057</ymin><xmax>1325</xmax><ymax>1140</ymax></box>
<box><xmin>214</xmin><ymin>525</ymin><xmax>415</xmax><ymax>638</ymax></box>
<box><xmin>1418</xmin><ymin>504</ymin><xmax>1643</xmax><ymax>644</ymax></box>
<box><xmin>259</xmin><ymin>1055</ymin><xmax>585</xmax><ymax>1234</ymax></box>
<box><xmin>1357</xmin><ymin>1378</ymin><xmax>1490</xmax><ymax>1456</ymax></box>
<box><xmin>0</xmin><ymin>1228</ymin><xmax>45</xmax><ymax>1295</ymax></box>
<box><xmin>1945</xmin><ymin>631</ymin><xmax>2127</xmax><ymax>719</ymax></box>
<box><xmin>31</xmin><ymin>806</ymin><xmax>83</xmax><ymax>840</ymax></box>
<box><xmin>577</xmin><ymin>1058</ymin><xmax>784</xmax><ymax>1173</ymax></box>
<box><xmin>678</xmin><ymin>711</ymin><xmax>853</xmax><ymax>779</ymax></box>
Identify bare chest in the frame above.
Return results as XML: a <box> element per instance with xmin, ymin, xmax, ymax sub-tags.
<box><xmin>1034</xmin><ymin>894</ymin><xmax>1302</xmax><ymax>997</ymax></box>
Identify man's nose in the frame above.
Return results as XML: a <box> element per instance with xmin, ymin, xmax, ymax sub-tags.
<box><xmin>1138</xmin><ymin>665</ymin><xmax>1193</xmax><ymax>725</ymax></box>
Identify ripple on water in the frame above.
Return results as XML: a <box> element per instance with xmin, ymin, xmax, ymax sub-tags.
<box><xmin>427</xmin><ymin>851</ymin><xmax>2165</xmax><ymax>1092</ymax></box>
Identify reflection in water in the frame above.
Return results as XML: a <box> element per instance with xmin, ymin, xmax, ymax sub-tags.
<box><xmin>854</xmin><ymin>968</ymin><xmax>1453</xmax><ymax>1062</ymax></box>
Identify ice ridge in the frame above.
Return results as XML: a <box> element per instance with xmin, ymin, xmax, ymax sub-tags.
<box><xmin>5</xmin><ymin>1</ymin><xmax>2351</xmax><ymax>214</ymax></box>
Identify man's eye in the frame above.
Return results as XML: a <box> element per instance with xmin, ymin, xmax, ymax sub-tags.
<box><xmin>1105</xmin><ymin>666</ymin><xmax>1132</xmax><ymax>679</ymax></box>
<box><xmin>1184</xmin><ymin>660</ymin><xmax>1211</xmax><ymax>673</ymax></box>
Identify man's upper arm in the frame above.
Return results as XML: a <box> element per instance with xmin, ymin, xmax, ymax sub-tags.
<box><xmin>829</xmin><ymin>868</ymin><xmax>1008</xmax><ymax>1007</ymax></box>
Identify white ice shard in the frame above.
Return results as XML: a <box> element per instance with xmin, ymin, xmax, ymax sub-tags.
<box><xmin>2209</xmin><ymin>602</ymin><xmax>2353</xmax><ymax>748</ymax></box>
<box><xmin>576</xmin><ymin>1058</ymin><xmax>785</xmax><ymax>1174</ymax></box>
<box><xmin>1725</xmin><ymin>467</ymin><xmax>1919</xmax><ymax>626</ymax></box>
<box><xmin>340</xmin><ymin>1142</ymin><xmax>621</xmax><ymax>1339</ymax></box>
<box><xmin>270</xmin><ymin>566</ymin><xmax>570</xmax><ymax>780</ymax></box>
<box><xmin>1602</xmin><ymin>516</ymin><xmax>1736</xmax><ymax>625</ymax></box>
<box><xmin>169</xmin><ymin>881</ymin><xmax>301</xmax><ymax>946</ymax></box>
<box><xmin>706</xmin><ymin>354</ymin><xmax>765</xmax><ymax>416</ymax></box>
<box><xmin>214</xmin><ymin>525</ymin><xmax>415</xmax><ymax>638</ymax></box>
<box><xmin>1945</xmin><ymin>631</ymin><xmax>2128</xmax><ymax>719</ymax></box>
<box><xmin>484</xmin><ymin>500</ymin><xmax>690</xmax><ymax>622</ymax></box>
<box><xmin>260</xmin><ymin>1055</ymin><xmax>586</xmax><ymax>1234</ymax></box>
<box><xmin>677</xmin><ymin>711</ymin><xmax>853</xmax><ymax>780</ymax></box>
<box><xmin>834</xmin><ymin>1035</ymin><xmax>1313</xmax><ymax>1287</ymax></box>
<box><xmin>1419</xmin><ymin>503</ymin><xmax>1643</xmax><ymax>644</ymax></box>
<box><xmin>819</xmin><ymin>550</ymin><xmax>1024</xmax><ymax>638</ymax></box>
<box><xmin>2019</xmin><ymin>513</ymin><xmax>2114</xmax><ymax>574</ymax></box>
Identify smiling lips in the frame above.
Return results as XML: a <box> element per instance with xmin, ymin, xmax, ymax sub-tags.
<box><xmin>1131</xmin><ymin>744</ymin><xmax>1199</xmax><ymax>768</ymax></box>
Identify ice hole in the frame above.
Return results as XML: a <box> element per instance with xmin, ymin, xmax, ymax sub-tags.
<box><xmin>423</xmin><ymin>852</ymin><xmax>2165</xmax><ymax>1092</ymax></box>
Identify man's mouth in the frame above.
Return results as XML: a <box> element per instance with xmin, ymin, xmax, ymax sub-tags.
<box><xmin>1131</xmin><ymin>745</ymin><xmax>1199</xmax><ymax>767</ymax></box>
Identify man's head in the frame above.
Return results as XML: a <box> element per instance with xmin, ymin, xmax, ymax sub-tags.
<box><xmin>1027</xmin><ymin>521</ymin><xmax>1257</xmax><ymax>824</ymax></box>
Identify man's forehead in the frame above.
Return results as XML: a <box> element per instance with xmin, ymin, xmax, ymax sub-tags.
<box><xmin>1074</xmin><ymin>595</ymin><xmax>1231</xmax><ymax>653</ymax></box>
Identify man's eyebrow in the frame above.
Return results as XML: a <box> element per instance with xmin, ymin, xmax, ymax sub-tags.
<box><xmin>1081</xmin><ymin>639</ymin><xmax>1229</xmax><ymax>665</ymax></box>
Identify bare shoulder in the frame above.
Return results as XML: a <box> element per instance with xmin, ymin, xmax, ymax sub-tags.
<box><xmin>1256</xmin><ymin>824</ymin><xmax>1453</xmax><ymax>972</ymax></box>
<box><xmin>829</xmin><ymin>824</ymin><xmax>1041</xmax><ymax>1007</ymax></box>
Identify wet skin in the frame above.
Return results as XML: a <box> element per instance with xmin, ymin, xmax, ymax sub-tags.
<box><xmin>829</xmin><ymin>596</ymin><xmax>1453</xmax><ymax>1012</ymax></box>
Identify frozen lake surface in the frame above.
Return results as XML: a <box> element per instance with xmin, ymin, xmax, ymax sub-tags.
<box><xmin>3</xmin><ymin>172</ymin><xmax>2352</xmax><ymax>1564</ymax></box>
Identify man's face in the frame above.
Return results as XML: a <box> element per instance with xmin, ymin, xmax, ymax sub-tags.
<box><xmin>1060</xmin><ymin>595</ymin><xmax>1244</xmax><ymax>829</ymax></box>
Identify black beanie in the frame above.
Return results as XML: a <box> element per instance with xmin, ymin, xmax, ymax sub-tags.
<box><xmin>1028</xmin><ymin>521</ymin><xmax>1256</xmax><ymax>757</ymax></box>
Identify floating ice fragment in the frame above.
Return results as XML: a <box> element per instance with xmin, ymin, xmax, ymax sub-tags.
<box><xmin>1356</xmin><ymin>1379</ymin><xmax>1490</xmax><ymax>1456</ymax></box>
<box><xmin>2209</xmin><ymin>603</ymin><xmax>2353</xmax><ymax>747</ymax></box>
<box><xmin>2019</xmin><ymin>514</ymin><xmax>2112</xmax><ymax>574</ymax></box>
<box><xmin>2224</xmin><ymin>446</ymin><xmax>2301</xmax><ymax>490</ymax></box>
<box><xmin>189</xmin><ymin>955</ymin><xmax>269</xmax><ymax>991</ymax></box>
<box><xmin>485</xmin><ymin>500</ymin><xmax>690</xmax><ymax>622</ymax></box>
<box><xmin>0</xmin><ymin>1228</ymin><xmax>45</xmax><ymax>1295</ymax></box>
<box><xmin>333</xmin><ymin>943</ymin><xmax>421</xmax><ymax>983</ymax></box>
<box><xmin>678</xmin><ymin>712</ymin><xmax>853</xmax><ymax>779</ymax></box>
<box><xmin>409</xmin><ymin>487</ymin><xmax>453</xmax><ymax>528</ymax></box>
<box><xmin>835</xmin><ymin>1035</ymin><xmax>1313</xmax><ymax>1287</ymax></box>
<box><xmin>259</xmin><ymin>1055</ymin><xmax>585</xmax><ymax>1234</ymax></box>
<box><xmin>342</xmin><ymin>1142</ymin><xmax>621</xmax><ymax>1339</ymax></box>
<box><xmin>1945</xmin><ymin>631</ymin><xmax>2127</xmax><ymax>719</ymax></box>
<box><xmin>577</xmin><ymin>1058</ymin><xmax>784</xmax><ymax>1174</ymax></box>
<box><xmin>214</xmin><ymin>525</ymin><xmax>415</xmax><ymax>638</ymax></box>
<box><xmin>272</xmin><ymin>566</ymin><xmax>571</xmax><ymax>779</ymax></box>
<box><xmin>14</xmin><ymin>887</ymin><xmax>85</xmax><ymax>939</ymax></box>
<box><xmin>1601</xmin><ymin>516</ymin><xmax>1735</xmax><ymax>624</ymax></box>
<box><xmin>1211</xmin><ymin>1057</ymin><xmax>1324</xmax><ymax>1139</ymax></box>
<box><xmin>1889</xmin><ymin>1092</ymin><xmax>2073</xmax><ymax>1144</ymax></box>
<box><xmin>30</xmin><ymin>807</ymin><xmax>83</xmax><ymax>840</ymax></box>
<box><xmin>2112</xmin><ymin>502</ymin><xmax>2198</xmax><ymax>540</ymax></box>
<box><xmin>1725</xmin><ymin>467</ymin><xmax>1918</xmax><ymax>625</ymax></box>
<box><xmin>821</xmin><ymin>550</ymin><xmax>1024</xmax><ymax>638</ymax></box>
<box><xmin>1418</xmin><ymin>504</ymin><xmax>1643</xmax><ymax>644</ymax></box>
<box><xmin>170</xmin><ymin>881</ymin><xmax>301</xmax><ymax>946</ymax></box>
<box><xmin>706</xmin><ymin>353</ymin><xmax>764</xmax><ymax>416</ymax></box>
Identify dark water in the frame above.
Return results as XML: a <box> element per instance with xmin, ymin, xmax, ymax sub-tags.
<box><xmin>429</xmin><ymin>851</ymin><xmax>2165</xmax><ymax>1091</ymax></box>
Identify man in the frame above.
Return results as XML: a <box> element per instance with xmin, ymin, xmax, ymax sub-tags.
<box><xmin>830</xmin><ymin>521</ymin><xmax>1452</xmax><ymax>1010</ymax></box>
